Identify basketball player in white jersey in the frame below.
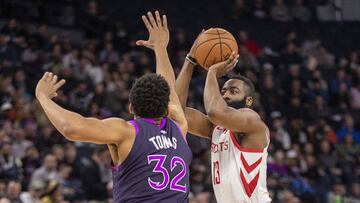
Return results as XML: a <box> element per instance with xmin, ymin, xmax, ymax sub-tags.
<box><xmin>176</xmin><ymin>41</ymin><xmax>272</xmax><ymax>202</ymax></box>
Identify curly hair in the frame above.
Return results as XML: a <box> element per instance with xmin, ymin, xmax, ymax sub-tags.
<box><xmin>129</xmin><ymin>73</ymin><xmax>170</xmax><ymax>118</ymax></box>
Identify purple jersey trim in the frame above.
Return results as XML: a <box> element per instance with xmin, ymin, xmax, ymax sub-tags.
<box><xmin>141</xmin><ymin>117</ymin><xmax>157</xmax><ymax>124</ymax></box>
<box><xmin>159</xmin><ymin>117</ymin><xmax>167</xmax><ymax>130</ymax></box>
<box><xmin>111</xmin><ymin>161</ymin><xmax>121</xmax><ymax>172</ymax></box>
<box><xmin>128</xmin><ymin>120</ymin><xmax>139</xmax><ymax>135</ymax></box>
<box><xmin>141</xmin><ymin>117</ymin><xmax>167</xmax><ymax>130</ymax></box>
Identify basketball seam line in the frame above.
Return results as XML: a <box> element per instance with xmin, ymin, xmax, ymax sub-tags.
<box><xmin>217</xmin><ymin>29</ymin><xmax>223</xmax><ymax>62</ymax></box>
<box><xmin>196</xmin><ymin>37</ymin><xmax>236</xmax><ymax>50</ymax></box>
<box><xmin>203</xmin><ymin>42</ymin><xmax>223</xmax><ymax>68</ymax></box>
<box><xmin>203</xmin><ymin>32</ymin><xmax>227</xmax><ymax>35</ymax></box>
<box><xmin>222</xmin><ymin>43</ymin><xmax>233</xmax><ymax>58</ymax></box>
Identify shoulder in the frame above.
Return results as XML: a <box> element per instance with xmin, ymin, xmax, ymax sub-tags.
<box><xmin>102</xmin><ymin>117</ymin><xmax>135</xmax><ymax>131</ymax></box>
<box><xmin>236</xmin><ymin>108</ymin><xmax>266</xmax><ymax>131</ymax></box>
<box><xmin>236</xmin><ymin>108</ymin><xmax>262</xmax><ymax>120</ymax></box>
<box><xmin>102</xmin><ymin>117</ymin><xmax>137</xmax><ymax>139</ymax></box>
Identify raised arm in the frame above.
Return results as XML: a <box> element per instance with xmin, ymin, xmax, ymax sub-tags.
<box><xmin>35</xmin><ymin>72</ymin><xmax>135</xmax><ymax>144</ymax></box>
<box><xmin>175</xmin><ymin>36</ymin><xmax>213</xmax><ymax>139</ymax></box>
<box><xmin>204</xmin><ymin>53</ymin><xmax>264</xmax><ymax>134</ymax></box>
<box><xmin>136</xmin><ymin>11</ymin><xmax>187</xmax><ymax>136</ymax></box>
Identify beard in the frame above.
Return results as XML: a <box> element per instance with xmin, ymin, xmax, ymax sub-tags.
<box><xmin>226</xmin><ymin>99</ymin><xmax>247</xmax><ymax>109</ymax></box>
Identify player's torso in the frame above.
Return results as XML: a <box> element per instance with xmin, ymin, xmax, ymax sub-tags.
<box><xmin>211</xmin><ymin>126</ymin><xmax>271</xmax><ymax>203</ymax></box>
<box><xmin>112</xmin><ymin>117</ymin><xmax>192</xmax><ymax>203</ymax></box>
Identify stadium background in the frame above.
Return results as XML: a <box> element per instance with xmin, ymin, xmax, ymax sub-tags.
<box><xmin>0</xmin><ymin>0</ymin><xmax>360</xmax><ymax>202</ymax></box>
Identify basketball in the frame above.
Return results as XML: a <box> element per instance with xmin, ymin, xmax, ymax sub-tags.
<box><xmin>193</xmin><ymin>28</ymin><xmax>238</xmax><ymax>70</ymax></box>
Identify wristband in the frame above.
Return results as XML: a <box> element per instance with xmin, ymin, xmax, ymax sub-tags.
<box><xmin>185</xmin><ymin>54</ymin><xmax>198</xmax><ymax>66</ymax></box>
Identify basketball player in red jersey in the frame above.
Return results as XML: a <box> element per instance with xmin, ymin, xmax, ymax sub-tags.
<box><xmin>176</xmin><ymin>40</ymin><xmax>271</xmax><ymax>202</ymax></box>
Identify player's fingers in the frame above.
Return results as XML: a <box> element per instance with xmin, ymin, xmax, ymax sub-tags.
<box><xmin>50</xmin><ymin>92</ymin><xmax>58</xmax><ymax>99</ymax></box>
<box><xmin>155</xmin><ymin>11</ymin><xmax>162</xmax><ymax>27</ymax></box>
<box><xmin>136</xmin><ymin>40</ymin><xmax>147</xmax><ymax>46</ymax></box>
<box><xmin>162</xmin><ymin>15</ymin><xmax>168</xmax><ymax>29</ymax></box>
<box><xmin>142</xmin><ymin>15</ymin><xmax>153</xmax><ymax>30</ymax></box>
<box><xmin>54</xmin><ymin>79</ymin><xmax>66</xmax><ymax>90</ymax></box>
<box><xmin>147</xmin><ymin>12</ymin><xmax>157</xmax><ymax>28</ymax></box>
<box><xmin>51</xmin><ymin>75</ymin><xmax>58</xmax><ymax>85</ymax></box>
<box><xmin>228</xmin><ymin>58</ymin><xmax>238</xmax><ymax>69</ymax></box>
<box><xmin>44</xmin><ymin>72</ymin><xmax>52</xmax><ymax>82</ymax></box>
<box><xmin>228</xmin><ymin>55</ymin><xmax>239</xmax><ymax>69</ymax></box>
<box><xmin>41</xmin><ymin>72</ymin><xmax>49</xmax><ymax>82</ymax></box>
<box><xmin>226</xmin><ymin>52</ymin><xmax>236</xmax><ymax>64</ymax></box>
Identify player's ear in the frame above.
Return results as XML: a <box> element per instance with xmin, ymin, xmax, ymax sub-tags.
<box><xmin>128</xmin><ymin>103</ymin><xmax>135</xmax><ymax>115</ymax></box>
<box><xmin>245</xmin><ymin>97</ymin><xmax>253</xmax><ymax>108</ymax></box>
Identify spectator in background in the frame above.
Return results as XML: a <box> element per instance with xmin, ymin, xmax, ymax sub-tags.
<box><xmin>330</xmin><ymin>82</ymin><xmax>350</xmax><ymax>108</ymax></box>
<box><xmin>237</xmin><ymin>47</ymin><xmax>259</xmax><ymax>70</ymax></box>
<box><xmin>259</xmin><ymin>73</ymin><xmax>282</xmax><ymax>114</ymax></box>
<box><xmin>301</xmin><ymin>33</ymin><xmax>321</xmax><ymax>57</ymax></box>
<box><xmin>271</xmin><ymin>112</ymin><xmax>291</xmax><ymax>150</ymax></box>
<box><xmin>268</xmin><ymin>150</ymin><xmax>289</xmax><ymax>178</ymax></box>
<box><xmin>51</xmin><ymin>145</ymin><xmax>65</xmax><ymax>165</ymax></box>
<box><xmin>232</xmin><ymin>0</ymin><xmax>251</xmax><ymax>20</ymax></box>
<box><xmin>290</xmin><ymin>0</ymin><xmax>311</xmax><ymax>22</ymax></box>
<box><xmin>12</xmin><ymin>128</ymin><xmax>32</xmax><ymax>159</ymax></box>
<box><xmin>349</xmin><ymin>51</ymin><xmax>359</xmax><ymax>71</ymax></box>
<box><xmin>336</xmin><ymin>135</ymin><xmax>360</xmax><ymax>164</ymax></box>
<box><xmin>350</xmin><ymin>82</ymin><xmax>360</xmax><ymax>109</ymax></box>
<box><xmin>69</xmin><ymin>82</ymin><xmax>93</xmax><ymax>113</ymax></box>
<box><xmin>337</xmin><ymin>114</ymin><xmax>360</xmax><ymax>144</ymax></box>
<box><xmin>39</xmin><ymin>180</ymin><xmax>65</xmax><ymax>203</ymax></box>
<box><xmin>349</xmin><ymin>183</ymin><xmax>360</xmax><ymax>201</ymax></box>
<box><xmin>327</xmin><ymin>181</ymin><xmax>346</xmax><ymax>203</ymax></box>
<box><xmin>98</xmin><ymin>42</ymin><xmax>119</xmax><ymax>64</ymax></box>
<box><xmin>62</xmin><ymin>49</ymin><xmax>79</xmax><ymax>70</ymax></box>
<box><xmin>20</xmin><ymin>180</ymin><xmax>44</xmax><ymax>203</ymax></box>
<box><xmin>30</xmin><ymin>154</ymin><xmax>61</xmax><ymax>185</ymax></box>
<box><xmin>271</xmin><ymin>0</ymin><xmax>291</xmax><ymax>22</ymax></box>
<box><xmin>317</xmin><ymin>140</ymin><xmax>337</xmax><ymax>170</ymax></box>
<box><xmin>251</xmin><ymin>0</ymin><xmax>268</xmax><ymax>20</ymax></box>
<box><xmin>280</xmin><ymin>43</ymin><xmax>302</xmax><ymax>66</ymax></box>
<box><xmin>35</xmin><ymin>126</ymin><xmax>64</xmax><ymax>154</ymax></box>
<box><xmin>0</xmin><ymin>142</ymin><xmax>22</xmax><ymax>181</ymax></box>
<box><xmin>21</xmin><ymin>146</ymin><xmax>41</xmax><ymax>190</ymax></box>
<box><xmin>239</xmin><ymin>31</ymin><xmax>260</xmax><ymax>57</ymax></box>
<box><xmin>312</xmin><ymin>46</ymin><xmax>335</xmax><ymax>68</ymax></box>
<box><xmin>0</xmin><ymin>181</ymin><xmax>6</xmax><ymax>197</ymax></box>
<box><xmin>0</xmin><ymin>198</ymin><xmax>10</xmax><ymax>203</ymax></box>
<box><xmin>330</xmin><ymin>69</ymin><xmax>352</xmax><ymax>94</ymax></box>
<box><xmin>79</xmin><ymin>146</ymin><xmax>109</xmax><ymax>201</ymax></box>
<box><xmin>6</xmin><ymin>181</ymin><xmax>22</xmax><ymax>203</ymax></box>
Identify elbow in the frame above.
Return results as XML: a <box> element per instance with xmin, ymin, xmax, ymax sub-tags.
<box><xmin>62</xmin><ymin>123</ymin><xmax>79</xmax><ymax>141</ymax></box>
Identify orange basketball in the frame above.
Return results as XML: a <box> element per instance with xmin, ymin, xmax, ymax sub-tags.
<box><xmin>193</xmin><ymin>28</ymin><xmax>238</xmax><ymax>70</ymax></box>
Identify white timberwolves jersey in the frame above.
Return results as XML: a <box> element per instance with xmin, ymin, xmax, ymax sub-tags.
<box><xmin>211</xmin><ymin>126</ymin><xmax>271</xmax><ymax>203</ymax></box>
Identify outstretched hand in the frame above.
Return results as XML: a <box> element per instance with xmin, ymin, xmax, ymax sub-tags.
<box><xmin>136</xmin><ymin>11</ymin><xmax>169</xmax><ymax>50</ymax></box>
<box><xmin>35</xmin><ymin>72</ymin><xmax>66</xmax><ymax>100</ymax></box>
<box><xmin>208</xmin><ymin>52</ymin><xmax>239</xmax><ymax>78</ymax></box>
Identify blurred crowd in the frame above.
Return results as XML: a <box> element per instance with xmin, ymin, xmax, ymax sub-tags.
<box><xmin>1</xmin><ymin>0</ymin><xmax>360</xmax><ymax>203</ymax></box>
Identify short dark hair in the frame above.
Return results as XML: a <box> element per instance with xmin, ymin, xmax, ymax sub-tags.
<box><xmin>129</xmin><ymin>73</ymin><xmax>170</xmax><ymax>118</ymax></box>
<box><xmin>230</xmin><ymin>75</ymin><xmax>255</xmax><ymax>98</ymax></box>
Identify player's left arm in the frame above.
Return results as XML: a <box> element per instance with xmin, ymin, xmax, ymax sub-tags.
<box><xmin>136</xmin><ymin>11</ymin><xmax>187</xmax><ymax>136</ymax></box>
<box><xmin>35</xmin><ymin>72</ymin><xmax>135</xmax><ymax>144</ymax></box>
<box><xmin>203</xmin><ymin>53</ymin><xmax>263</xmax><ymax>134</ymax></box>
